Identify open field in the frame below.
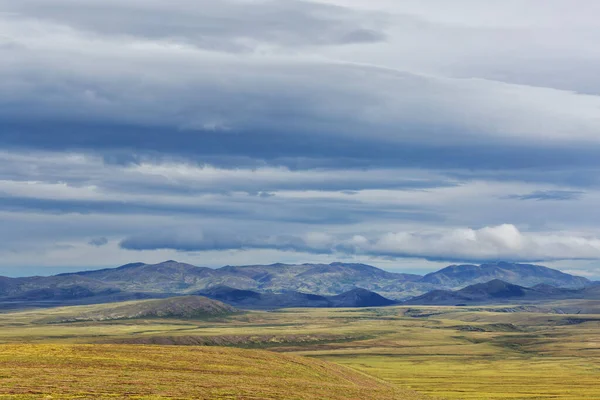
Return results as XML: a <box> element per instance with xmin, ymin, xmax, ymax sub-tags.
<box><xmin>1</xmin><ymin>301</ymin><xmax>600</xmax><ymax>399</ymax></box>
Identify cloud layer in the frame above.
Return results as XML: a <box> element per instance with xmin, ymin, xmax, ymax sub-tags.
<box><xmin>1</xmin><ymin>1</ymin><xmax>600</xmax><ymax>276</ymax></box>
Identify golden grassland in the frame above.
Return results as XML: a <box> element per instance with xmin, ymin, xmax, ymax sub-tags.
<box><xmin>0</xmin><ymin>344</ymin><xmax>421</xmax><ymax>400</ymax></box>
<box><xmin>1</xmin><ymin>301</ymin><xmax>600</xmax><ymax>399</ymax></box>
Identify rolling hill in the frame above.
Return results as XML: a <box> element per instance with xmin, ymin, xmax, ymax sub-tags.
<box><xmin>198</xmin><ymin>286</ymin><xmax>396</xmax><ymax>309</ymax></box>
<box><xmin>42</xmin><ymin>296</ymin><xmax>239</xmax><ymax>323</ymax></box>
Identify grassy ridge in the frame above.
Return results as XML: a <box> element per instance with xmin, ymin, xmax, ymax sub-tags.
<box><xmin>0</xmin><ymin>344</ymin><xmax>425</xmax><ymax>400</ymax></box>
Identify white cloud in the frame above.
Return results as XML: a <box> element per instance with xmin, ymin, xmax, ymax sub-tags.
<box><xmin>118</xmin><ymin>224</ymin><xmax>600</xmax><ymax>263</ymax></box>
<box><xmin>345</xmin><ymin>224</ymin><xmax>600</xmax><ymax>262</ymax></box>
<box><xmin>362</xmin><ymin>223</ymin><xmax>600</xmax><ymax>262</ymax></box>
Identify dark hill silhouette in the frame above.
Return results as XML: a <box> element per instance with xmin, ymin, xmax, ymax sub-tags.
<box><xmin>198</xmin><ymin>286</ymin><xmax>396</xmax><ymax>309</ymax></box>
<box><xmin>328</xmin><ymin>288</ymin><xmax>396</xmax><ymax>307</ymax></box>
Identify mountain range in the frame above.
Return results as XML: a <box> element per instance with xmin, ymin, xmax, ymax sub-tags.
<box><xmin>0</xmin><ymin>260</ymin><xmax>594</xmax><ymax>310</ymax></box>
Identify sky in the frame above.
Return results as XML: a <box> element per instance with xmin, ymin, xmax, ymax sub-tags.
<box><xmin>2</xmin><ymin>0</ymin><xmax>600</xmax><ymax>278</ymax></box>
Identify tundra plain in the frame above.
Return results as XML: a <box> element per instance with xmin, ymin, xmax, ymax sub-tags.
<box><xmin>1</xmin><ymin>300</ymin><xmax>600</xmax><ymax>399</ymax></box>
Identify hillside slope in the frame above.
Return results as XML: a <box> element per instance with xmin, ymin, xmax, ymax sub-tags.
<box><xmin>0</xmin><ymin>344</ymin><xmax>427</xmax><ymax>400</ymax></box>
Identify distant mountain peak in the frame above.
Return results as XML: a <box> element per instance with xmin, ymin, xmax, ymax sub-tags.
<box><xmin>155</xmin><ymin>260</ymin><xmax>184</xmax><ymax>265</ymax></box>
<box><xmin>329</xmin><ymin>262</ymin><xmax>375</xmax><ymax>269</ymax></box>
<box><xmin>117</xmin><ymin>262</ymin><xmax>147</xmax><ymax>269</ymax></box>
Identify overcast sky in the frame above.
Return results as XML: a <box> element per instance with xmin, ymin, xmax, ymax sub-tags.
<box><xmin>2</xmin><ymin>0</ymin><xmax>600</xmax><ymax>278</ymax></box>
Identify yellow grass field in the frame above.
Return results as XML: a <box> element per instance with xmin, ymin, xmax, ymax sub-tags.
<box><xmin>0</xmin><ymin>344</ymin><xmax>424</xmax><ymax>400</ymax></box>
<box><xmin>1</xmin><ymin>302</ymin><xmax>600</xmax><ymax>399</ymax></box>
